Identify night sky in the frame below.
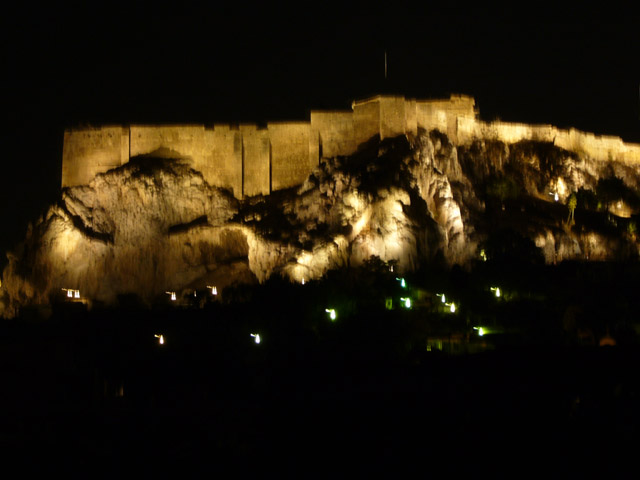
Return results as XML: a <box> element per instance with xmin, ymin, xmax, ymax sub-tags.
<box><xmin>1</xmin><ymin>4</ymin><xmax>638</xmax><ymax>264</ymax></box>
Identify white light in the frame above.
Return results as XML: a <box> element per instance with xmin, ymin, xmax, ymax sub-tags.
<box><xmin>446</xmin><ymin>302</ymin><xmax>456</xmax><ymax>313</ymax></box>
<box><xmin>554</xmin><ymin>192</ymin><xmax>559</xmax><ymax>202</ymax></box>
<box><xmin>166</xmin><ymin>291</ymin><xmax>177</xmax><ymax>301</ymax></box>
<box><xmin>74</xmin><ymin>290</ymin><xmax>80</xmax><ymax>298</ymax></box>
<box><xmin>325</xmin><ymin>308</ymin><xmax>337</xmax><ymax>321</ymax></box>
<box><xmin>207</xmin><ymin>285</ymin><xmax>218</xmax><ymax>295</ymax></box>
<box><xmin>250</xmin><ymin>333</ymin><xmax>261</xmax><ymax>344</ymax></box>
<box><xmin>301</xmin><ymin>278</ymin><xmax>305</xmax><ymax>285</ymax></box>
<box><xmin>154</xmin><ymin>334</ymin><xmax>165</xmax><ymax>345</ymax></box>
<box><xmin>400</xmin><ymin>297</ymin><xmax>412</xmax><ymax>308</ymax></box>
<box><xmin>67</xmin><ymin>290</ymin><xmax>73</xmax><ymax>298</ymax></box>
<box><xmin>491</xmin><ymin>287</ymin><xmax>501</xmax><ymax>298</ymax></box>
<box><xmin>473</xmin><ymin>326</ymin><xmax>485</xmax><ymax>336</ymax></box>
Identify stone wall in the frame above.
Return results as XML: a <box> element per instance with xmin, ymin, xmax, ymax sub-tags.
<box><xmin>416</xmin><ymin>95</ymin><xmax>476</xmax><ymax>142</ymax></box>
<box><xmin>457</xmin><ymin>117</ymin><xmax>640</xmax><ymax>164</ymax></box>
<box><xmin>310</xmin><ymin>110</ymin><xmax>355</xmax><ymax>158</ymax></box>
<box><xmin>62</xmin><ymin>126</ymin><xmax>128</xmax><ymax>187</ymax></box>
<box><xmin>352</xmin><ymin>97</ymin><xmax>381</xmax><ymax>147</ymax></box>
<box><xmin>62</xmin><ymin>95</ymin><xmax>640</xmax><ymax>195</ymax></box>
<box><xmin>198</xmin><ymin>126</ymin><xmax>242</xmax><ymax>198</ymax></box>
<box><xmin>129</xmin><ymin>125</ymin><xmax>206</xmax><ymax>160</ymax></box>
<box><xmin>240</xmin><ymin>125</ymin><xmax>270</xmax><ymax>196</ymax></box>
<box><xmin>268</xmin><ymin>122</ymin><xmax>314</xmax><ymax>191</ymax></box>
<box><xmin>378</xmin><ymin>96</ymin><xmax>408</xmax><ymax>139</ymax></box>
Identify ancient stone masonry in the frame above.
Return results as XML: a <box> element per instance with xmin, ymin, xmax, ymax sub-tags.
<box><xmin>5</xmin><ymin>94</ymin><xmax>640</xmax><ymax>317</ymax></box>
<box><xmin>62</xmin><ymin>95</ymin><xmax>640</xmax><ymax>197</ymax></box>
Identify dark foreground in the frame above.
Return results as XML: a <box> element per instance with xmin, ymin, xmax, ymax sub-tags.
<box><xmin>1</xmin><ymin>307</ymin><xmax>638</xmax><ymax>476</ymax></box>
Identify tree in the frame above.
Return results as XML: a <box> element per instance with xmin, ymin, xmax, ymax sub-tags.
<box><xmin>576</xmin><ymin>187</ymin><xmax>598</xmax><ymax>211</ymax></box>
<box><xmin>567</xmin><ymin>193</ymin><xmax>577</xmax><ymax>226</ymax></box>
<box><xmin>596</xmin><ymin>176</ymin><xmax>626</xmax><ymax>211</ymax></box>
<box><xmin>486</xmin><ymin>175</ymin><xmax>519</xmax><ymax>207</ymax></box>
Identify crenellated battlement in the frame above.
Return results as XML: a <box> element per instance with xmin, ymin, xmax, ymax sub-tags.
<box><xmin>62</xmin><ymin>94</ymin><xmax>640</xmax><ymax>197</ymax></box>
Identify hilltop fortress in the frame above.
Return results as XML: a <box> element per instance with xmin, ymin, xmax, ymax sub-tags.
<box><xmin>62</xmin><ymin>95</ymin><xmax>640</xmax><ymax>198</ymax></box>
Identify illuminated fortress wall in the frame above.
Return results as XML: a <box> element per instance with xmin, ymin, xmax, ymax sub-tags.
<box><xmin>62</xmin><ymin>126</ymin><xmax>129</xmax><ymax>187</ymax></box>
<box><xmin>457</xmin><ymin>118</ymin><xmax>640</xmax><ymax>164</ymax></box>
<box><xmin>268</xmin><ymin>122</ymin><xmax>314</xmax><ymax>191</ymax></box>
<box><xmin>62</xmin><ymin>95</ymin><xmax>640</xmax><ymax>196</ymax></box>
<box><xmin>309</xmin><ymin>111</ymin><xmax>355</xmax><ymax>158</ymax></box>
<box><xmin>239</xmin><ymin>125</ymin><xmax>270</xmax><ymax>197</ymax></box>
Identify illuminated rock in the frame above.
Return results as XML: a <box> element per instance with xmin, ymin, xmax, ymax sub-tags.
<box><xmin>2</xmin><ymin>124</ymin><xmax>640</xmax><ymax>317</ymax></box>
<box><xmin>2</xmin><ymin>159</ymin><xmax>245</xmax><ymax>316</ymax></box>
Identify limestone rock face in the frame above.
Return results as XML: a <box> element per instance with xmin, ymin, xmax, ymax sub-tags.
<box><xmin>2</xmin><ymin>159</ymin><xmax>245</xmax><ymax>316</ymax></box>
<box><xmin>2</xmin><ymin>131</ymin><xmax>640</xmax><ymax>317</ymax></box>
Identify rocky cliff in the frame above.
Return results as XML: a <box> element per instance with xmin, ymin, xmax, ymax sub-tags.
<box><xmin>2</xmin><ymin>130</ymin><xmax>639</xmax><ymax>317</ymax></box>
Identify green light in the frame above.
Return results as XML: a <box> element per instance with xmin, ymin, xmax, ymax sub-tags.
<box><xmin>400</xmin><ymin>297</ymin><xmax>412</xmax><ymax>309</ymax></box>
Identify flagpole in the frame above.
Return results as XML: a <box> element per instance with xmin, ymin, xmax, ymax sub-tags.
<box><xmin>384</xmin><ymin>50</ymin><xmax>387</xmax><ymax>80</ymax></box>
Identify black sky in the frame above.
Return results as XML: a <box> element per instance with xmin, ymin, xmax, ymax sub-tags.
<box><xmin>1</xmin><ymin>4</ymin><xmax>639</xmax><ymax>263</ymax></box>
